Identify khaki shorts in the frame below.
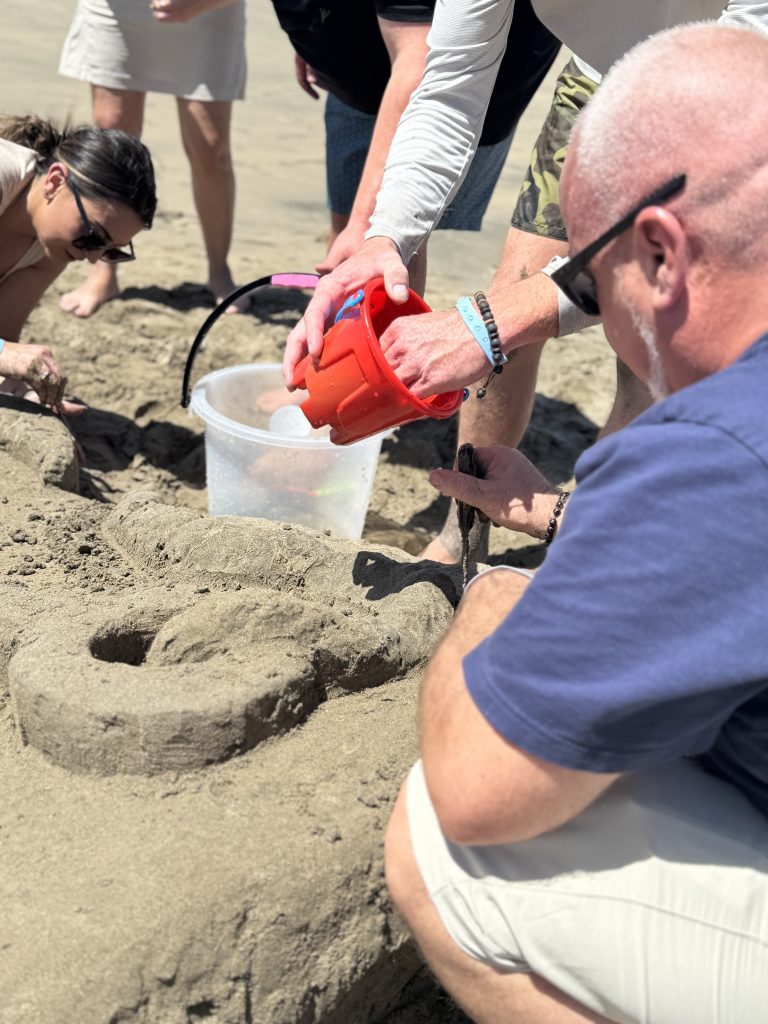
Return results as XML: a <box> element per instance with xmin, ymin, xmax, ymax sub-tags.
<box><xmin>511</xmin><ymin>58</ymin><xmax>598</xmax><ymax>240</ymax></box>
<box><xmin>407</xmin><ymin>758</ymin><xmax>768</xmax><ymax>1023</ymax></box>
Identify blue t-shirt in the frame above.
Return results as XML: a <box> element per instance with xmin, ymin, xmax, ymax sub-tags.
<box><xmin>464</xmin><ymin>333</ymin><xmax>768</xmax><ymax>816</ymax></box>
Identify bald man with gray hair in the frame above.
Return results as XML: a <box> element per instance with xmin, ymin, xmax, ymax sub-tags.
<box><xmin>384</xmin><ymin>23</ymin><xmax>768</xmax><ymax>1024</ymax></box>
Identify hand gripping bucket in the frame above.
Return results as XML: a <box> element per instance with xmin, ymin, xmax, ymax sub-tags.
<box><xmin>292</xmin><ymin>278</ymin><xmax>465</xmax><ymax>445</ymax></box>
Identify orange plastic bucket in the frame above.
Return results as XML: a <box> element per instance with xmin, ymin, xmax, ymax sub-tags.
<box><xmin>292</xmin><ymin>278</ymin><xmax>464</xmax><ymax>445</ymax></box>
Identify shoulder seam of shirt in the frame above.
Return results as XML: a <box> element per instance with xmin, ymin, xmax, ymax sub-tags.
<box><xmin>662</xmin><ymin>416</ymin><xmax>768</xmax><ymax>474</ymax></box>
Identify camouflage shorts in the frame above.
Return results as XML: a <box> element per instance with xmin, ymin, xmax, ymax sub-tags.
<box><xmin>511</xmin><ymin>58</ymin><xmax>599</xmax><ymax>241</ymax></box>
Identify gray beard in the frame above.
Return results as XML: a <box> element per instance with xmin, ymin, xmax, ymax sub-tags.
<box><xmin>615</xmin><ymin>273</ymin><xmax>670</xmax><ymax>401</ymax></box>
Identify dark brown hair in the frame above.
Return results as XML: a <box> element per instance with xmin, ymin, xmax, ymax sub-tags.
<box><xmin>0</xmin><ymin>114</ymin><xmax>157</xmax><ymax>228</ymax></box>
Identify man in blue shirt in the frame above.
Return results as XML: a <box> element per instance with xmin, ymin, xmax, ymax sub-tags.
<box><xmin>384</xmin><ymin>22</ymin><xmax>768</xmax><ymax>1024</ymax></box>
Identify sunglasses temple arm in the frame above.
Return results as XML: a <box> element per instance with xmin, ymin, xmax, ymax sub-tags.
<box><xmin>557</xmin><ymin>173</ymin><xmax>688</xmax><ymax>279</ymax></box>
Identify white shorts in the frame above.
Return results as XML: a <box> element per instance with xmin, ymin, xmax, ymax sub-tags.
<box><xmin>59</xmin><ymin>0</ymin><xmax>247</xmax><ymax>102</ymax></box>
<box><xmin>406</xmin><ymin>758</ymin><xmax>768</xmax><ymax>1023</ymax></box>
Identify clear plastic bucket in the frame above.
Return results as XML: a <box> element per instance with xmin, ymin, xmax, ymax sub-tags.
<box><xmin>190</xmin><ymin>364</ymin><xmax>383</xmax><ymax>539</ymax></box>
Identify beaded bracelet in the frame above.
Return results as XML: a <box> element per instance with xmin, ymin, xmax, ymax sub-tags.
<box><xmin>463</xmin><ymin>290</ymin><xmax>507</xmax><ymax>399</ymax></box>
<box><xmin>544</xmin><ymin>491</ymin><xmax>570</xmax><ymax>546</ymax></box>
<box><xmin>474</xmin><ymin>291</ymin><xmax>506</xmax><ymax>398</ymax></box>
<box><xmin>456</xmin><ymin>296</ymin><xmax>496</xmax><ymax>366</ymax></box>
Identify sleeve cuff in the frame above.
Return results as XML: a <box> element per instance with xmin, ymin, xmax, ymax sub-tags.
<box><xmin>540</xmin><ymin>256</ymin><xmax>602</xmax><ymax>338</ymax></box>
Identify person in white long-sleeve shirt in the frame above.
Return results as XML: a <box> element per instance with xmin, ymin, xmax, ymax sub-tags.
<box><xmin>283</xmin><ymin>0</ymin><xmax>768</xmax><ymax>563</ymax></box>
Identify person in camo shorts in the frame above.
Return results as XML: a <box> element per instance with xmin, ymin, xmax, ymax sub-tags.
<box><xmin>512</xmin><ymin>59</ymin><xmax>599</xmax><ymax>243</ymax></box>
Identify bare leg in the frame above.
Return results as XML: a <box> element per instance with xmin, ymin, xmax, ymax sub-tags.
<box><xmin>598</xmin><ymin>357</ymin><xmax>654</xmax><ymax>439</ymax></box>
<box><xmin>385</xmin><ymin>786</ymin><xmax>611</xmax><ymax>1024</ymax></box>
<box><xmin>59</xmin><ymin>86</ymin><xmax>145</xmax><ymax>318</ymax></box>
<box><xmin>176</xmin><ymin>98</ymin><xmax>247</xmax><ymax>313</ymax></box>
<box><xmin>328</xmin><ymin>211</ymin><xmax>349</xmax><ymax>250</ymax></box>
<box><xmin>422</xmin><ymin>228</ymin><xmax>566</xmax><ymax>563</ymax></box>
<box><xmin>325</xmin><ymin>215</ymin><xmax>427</xmax><ymax>295</ymax></box>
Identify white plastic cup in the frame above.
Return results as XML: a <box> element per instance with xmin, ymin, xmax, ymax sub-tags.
<box><xmin>268</xmin><ymin>404</ymin><xmax>314</xmax><ymax>438</ymax></box>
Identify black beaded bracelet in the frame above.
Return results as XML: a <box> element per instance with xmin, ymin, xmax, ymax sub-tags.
<box><xmin>474</xmin><ymin>291</ymin><xmax>504</xmax><ymax>364</ymax></box>
<box><xmin>473</xmin><ymin>290</ymin><xmax>505</xmax><ymax>398</ymax></box>
<box><xmin>544</xmin><ymin>491</ymin><xmax>570</xmax><ymax>546</ymax></box>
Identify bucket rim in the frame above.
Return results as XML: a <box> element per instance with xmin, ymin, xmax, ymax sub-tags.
<box><xmin>189</xmin><ymin>363</ymin><xmax>386</xmax><ymax>450</ymax></box>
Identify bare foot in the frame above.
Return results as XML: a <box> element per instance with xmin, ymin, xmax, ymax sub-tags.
<box><xmin>209</xmin><ymin>271</ymin><xmax>253</xmax><ymax>315</ymax></box>
<box><xmin>60</xmin><ymin>273</ymin><xmax>120</xmax><ymax>318</ymax></box>
<box><xmin>420</xmin><ymin>503</ymin><xmax>490</xmax><ymax>565</ymax></box>
<box><xmin>421</xmin><ymin>534</ymin><xmax>459</xmax><ymax>564</ymax></box>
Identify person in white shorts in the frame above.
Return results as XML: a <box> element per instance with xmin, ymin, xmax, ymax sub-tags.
<box><xmin>58</xmin><ymin>0</ymin><xmax>247</xmax><ymax>317</ymax></box>
<box><xmin>384</xmin><ymin>23</ymin><xmax>768</xmax><ymax>1024</ymax></box>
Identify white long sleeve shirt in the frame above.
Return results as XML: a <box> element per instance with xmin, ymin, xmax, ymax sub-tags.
<box><xmin>366</xmin><ymin>0</ymin><xmax>768</xmax><ymax>262</ymax></box>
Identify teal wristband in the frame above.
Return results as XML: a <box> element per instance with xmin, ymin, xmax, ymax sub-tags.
<box><xmin>0</xmin><ymin>338</ymin><xmax>5</xmax><ymax>356</ymax></box>
<box><xmin>456</xmin><ymin>295</ymin><xmax>496</xmax><ymax>366</ymax></box>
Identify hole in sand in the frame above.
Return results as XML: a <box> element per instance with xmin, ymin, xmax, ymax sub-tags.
<box><xmin>90</xmin><ymin>626</ymin><xmax>156</xmax><ymax>666</ymax></box>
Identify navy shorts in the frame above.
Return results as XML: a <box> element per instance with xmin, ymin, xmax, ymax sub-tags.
<box><xmin>325</xmin><ymin>91</ymin><xmax>514</xmax><ymax>231</ymax></box>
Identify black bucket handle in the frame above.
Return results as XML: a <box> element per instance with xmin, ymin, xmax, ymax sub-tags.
<box><xmin>180</xmin><ymin>272</ymin><xmax>319</xmax><ymax>408</ymax></box>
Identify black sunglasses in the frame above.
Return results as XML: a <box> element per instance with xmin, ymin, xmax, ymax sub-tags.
<box><xmin>551</xmin><ymin>173</ymin><xmax>687</xmax><ymax>317</ymax></box>
<box><xmin>68</xmin><ymin>177</ymin><xmax>136</xmax><ymax>264</ymax></box>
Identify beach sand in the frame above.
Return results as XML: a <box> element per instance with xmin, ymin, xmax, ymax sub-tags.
<box><xmin>0</xmin><ymin>4</ymin><xmax>615</xmax><ymax>1021</ymax></box>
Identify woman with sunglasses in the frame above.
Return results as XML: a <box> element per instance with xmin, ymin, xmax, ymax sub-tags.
<box><xmin>0</xmin><ymin>114</ymin><xmax>156</xmax><ymax>412</ymax></box>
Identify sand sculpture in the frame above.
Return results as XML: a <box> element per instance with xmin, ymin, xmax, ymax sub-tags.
<box><xmin>11</xmin><ymin>489</ymin><xmax>459</xmax><ymax>777</ymax></box>
<box><xmin>1</xmin><ymin>405</ymin><xmax>464</xmax><ymax>1022</ymax></box>
<box><xmin>0</xmin><ymin>398</ymin><xmax>80</xmax><ymax>493</ymax></box>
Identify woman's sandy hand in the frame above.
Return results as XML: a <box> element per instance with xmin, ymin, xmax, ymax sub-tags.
<box><xmin>0</xmin><ymin>342</ymin><xmax>78</xmax><ymax>413</ymax></box>
<box><xmin>429</xmin><ymin>445</ymin><xmax>559</xmax><ymax>539</ymax></box>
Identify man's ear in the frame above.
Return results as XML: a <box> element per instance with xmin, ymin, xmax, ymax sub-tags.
<box><xmin>632</xmin><ymin>207</ymin><xmax>688</xmax><ymax>312</ymax></box>
<box><xmin>43</xmin><ymin>162</ymin><xmax>68</xmax><ymax>199</ymax></box>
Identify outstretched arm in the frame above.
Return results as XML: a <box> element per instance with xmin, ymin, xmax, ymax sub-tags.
<box><xmin>367</xmin><ymin>0</ymin><xmax>515</xmax><ymax>262</ymax></box>
<box><xmin>283</xmin><ymin>0</ymin><xmax>514</xmax><ymax>385</ymax></box>
<box><xmin>377</xmin><ymin>242</ymin><xmax>566</xmax><ymax>398</ymax></box>
<box><xmin>318</xmin><ymin>16</ymin><xmax>432</xmax><ymax>275</ymax></box>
